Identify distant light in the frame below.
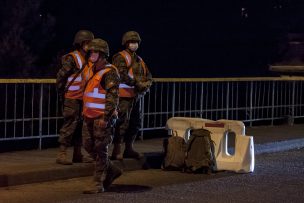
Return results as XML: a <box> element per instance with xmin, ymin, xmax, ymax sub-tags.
<box><xmin>241</xmin><ymin>7</ymin><xmax>248</xmax><ymax>18</ymax></box>
<box><xmin>39</xmin><ymin>14</ymin><xmax>42</xmax><ymax>17</ymax></box>
<box><xmin>273</xmin><ymin>5</ymin><xmax>282</xmax><ymax>9</ymax></box>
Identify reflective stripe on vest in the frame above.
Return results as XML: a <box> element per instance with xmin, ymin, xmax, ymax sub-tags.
<box><xmin>73</xmin><ymin>51</ymin><xmax>83</xmax><ymax>69</ymax></box>
<box><xmin>85</xmin><ymin>102</ymin><xmax>105</xmax><ymax>109</ymax></box>
<box><xmin>119</xmin><ymin>84</ymin><xmax>134</xmax><ymax>89</ymax></box>
<box><xmin>84</xmin><ymin>88</ymin><xmax>106</xmax><ymax>99</ymax></box>
<box><xmin>119</xmin><ymin>51</ymin><xmax>135</xmax><ymax>97</ymax></box>
<box><xmin>81</xmin><ymin>62</ymin><xmax>93</xmax><ymax>84</ymax></box>
<box><xmin>119</xmin><ymin>50</ymin><xmax>147</xmax><ymax>75</ymax></box>
<box><xmin>118</xmin><ymin>50</ymin><xmax>148</xmax><ymax>98</ymax></box>
<box><xmin>83</xmin><ymin>67</ymin><xmax>112</xmax><ymax>118</ymax></box>
<box><xmin>68</xmin><ymin>86</ymin><xmax>80</xmax><ymax>91</ymax></box>
<box><xmin>120</xmin><ymin>50</ymin><xmax>132</xmax><ymax>67</ymax></box>
<box><xmin>65</xmin><ymin>51</ymin><xmax>86</xmax><ymax>100</ymax></box>
<box><xmin>68</xmin><ymin>76</ymin><xmax>81</xmax><ymax>82</ymax></box>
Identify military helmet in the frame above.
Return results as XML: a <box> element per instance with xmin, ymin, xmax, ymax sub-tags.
<box><xmin>73</xmin><ymin>30</ymin><xmax>94</xmax><ymax>45</ymax></box>
<box><xmin>88</xmin><ymin>38</ymin><xmax>109</xmax><ymax>57</ymax></box>
<box><xmin>122</xmin><ymin>31</ymin><xmax>141</xmax><ymax>45</ymax></box>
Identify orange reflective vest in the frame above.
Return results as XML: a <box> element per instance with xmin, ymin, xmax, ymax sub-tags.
<box><xmin>65</xmin><ymin>50</ymin><xmax>86</xmax><ymax>100</ymax></box>
<box><xmin>83</xmin><ymin>64</ymin><xmax>114</xmax><ymax>119</ymax></box>
<box><xmin>82</xmin><ymin>61</ymin><xmax>94</xmax><ymax>84</ymax></box>
<box><xmin>118</xmin><ymin>50</ymin><xmax>147</xmax><ymax>98</ymax></box>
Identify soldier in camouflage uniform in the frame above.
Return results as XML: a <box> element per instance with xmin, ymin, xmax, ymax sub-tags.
<box><xmin>56</xmin><ymin>30</ymin><xmax>94</xmax><ymax>165</ymax></box>
<box><xmin>111</xmin><ymin>31</ymin><xmax>152</xmax><ymax>160</ymax></box>
<box><xmin>82</xmin><ymin>38</ymin><xmax>122</xmax><ymax>194</ymax></box>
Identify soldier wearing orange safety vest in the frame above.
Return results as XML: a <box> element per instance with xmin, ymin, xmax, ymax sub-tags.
<box><xmin>56</xmin><ymin>30</ymin><xmax>94</xmax><ymax>165</ymax></box>
<box><xmin>111</xmin><ymin>31</ymin><xmax>152</xmax><ymax>160</ymax></box>
<box><xmin>82</xmin><ymin>38</ymin><xmax>122</xmax><ymax>194</ymax></box>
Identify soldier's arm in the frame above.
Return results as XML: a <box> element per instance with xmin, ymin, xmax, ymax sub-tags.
<box><xmin>103</xmin><ymin>69</ymin><xmax>120</xmax><ymax>122</ymax></box>
<box><xmin>56</xmin><ymin>55</ymin><xmax>76</xmax><ymax>94</ymax></box>
<box><xmin>112</xmin><ymin>54</ymin><xmax>136</xmax><ymax>86</ymax></box>
<box><xmin>143</xmin><ymin>62</ymin><xmax>153</xmax><ymax>85</ymax></box>
<box><xmin>135</xmin><ymin>60</ymin><xmax>153</xmax><ymax>93</ymax></box>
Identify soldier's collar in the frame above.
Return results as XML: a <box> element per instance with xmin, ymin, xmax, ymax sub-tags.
<box><xmin>125</xmin><ymin>49</ymin><xmax>136</xmax><ymax>57</ymax></box>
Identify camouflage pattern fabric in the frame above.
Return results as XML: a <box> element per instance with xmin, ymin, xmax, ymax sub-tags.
<box><xmin>56</xmin><ymin>54</ymin><xmax>78</xmax><ymax>97</ymax></box>
<box><xmin>114</xmin><ymin>97</ymin><xmax>141</xmax><ymax>144</ymax></box>
<box><xmin>103</xmin><ymin>67</ymin><xmax>120</xmax><ymax>122</ymax></box>
<box><xmin>112</xmin><ymin>49</ymin><xmax>152</xmax><ymax>94</ymax></box>
<box><xmin>56</xmin><ymin>51</ymin><xmax>85</xmax><ymax>147</ymax></box>
<box><xmin>82</xmin><ymin>117</ymin><xmax>113</xmax><ymax>172</ymax></box>
<box><xmin>58</xmin><ymin>98</ymin><xmax>82</xmax><ymax>147</ymax></box>
<box><xmin>112</xmin><ymin>49</ymin><xmax>152</xmax><ymax>144</ymax></box>
<box><xmin>82</xmin><ymin>64</ymin><xmax>120</xmax><ymax>185</ymax></box>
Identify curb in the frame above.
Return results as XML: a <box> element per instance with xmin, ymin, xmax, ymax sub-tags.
<box><xmin>255</xmin><ymin>138</ymin><xmax>304</xmax><ymax>155</ymax></box>
<box><xmin>1</xmin><ymin>138</ymin><xmax>304</xmax><ymax>187</ymax></box>
<box><xmin>0</xmin><ymin>157</ymin><xmax>147</xmax><ymax>187</ymax></box>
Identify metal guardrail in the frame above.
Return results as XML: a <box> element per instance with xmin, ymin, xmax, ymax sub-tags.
<box><xmin>1</xmin><ymin>76</ymin><xmax>304</xmax><ymax>148</ymax></box>
<box><xmin>139</xmin><ymin>76</ymin><xmax>304</xmax><ymax>136</ymax></box>
<box><xmin>0</xmin><ymin>80</ymin><xmax>60</xmax><ymax>149</ymax></box>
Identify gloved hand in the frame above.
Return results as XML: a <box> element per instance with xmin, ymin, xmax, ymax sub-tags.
<box><xmin>109</xmin><ymin>110</ymin><xmax>119</xmax><ymax>127</ymax></box>
<box><xmin>95</xmin><ymin>119</ymin><xmax>108</xmax><ymax>129</ymax></box>
<box><xmin>112</xmin><ymin>109</ymin><xmax>118</xmax><ymax>118</ymax></box>
<box><xmin>135</xmin><ymin>81</ymin><xmax>152</xmax><ymax>94</ymax></box>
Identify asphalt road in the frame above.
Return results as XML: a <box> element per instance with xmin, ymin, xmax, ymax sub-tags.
<box><xmin>1</xmin><ymin>148</ymin><xmax>304</xmax><ymax>203</ymax></box>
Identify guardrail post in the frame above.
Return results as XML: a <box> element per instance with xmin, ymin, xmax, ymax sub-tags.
<box><xmin>200</xmin><ymin>82</ymin><xmax>204</xmax><ymax>118</ymax></box>
<box><xmin>290</xmin><ymin>81</ymin><xmax>296</xmax><ymax>125</ymax></box>
<box><xmin>140</xmin><ymin>96</ymin><xmax>145</xmax><ymax>140</ymax></box>
<box><xmin>271</xmin><ymin>81</ymin><xmax>275</xmax><ymax>126</ymax></box>
<box><xmin>39</xmin><ymin>84</ymin><xmax>43</xmax><ymax>150</ymax></box>
<box><xmin>249</xmin><ymin>81</ymin><xmax>253</xmax><ymax>127</ymax></box>
<box><xmin>226</xmin><ymin>82</ymin><xmax>230</xmax><ymax>119</ymax></box>
<box><xmin>172</xmin><ymin>82</ymin><xmax>176</xmax><ymax>117</ymax></box>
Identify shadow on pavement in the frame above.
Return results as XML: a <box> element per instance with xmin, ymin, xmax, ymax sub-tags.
<box><xmin>107</xmin><ymin>184</ymin><xmax>152</xmax><ymax>193</ymax></box>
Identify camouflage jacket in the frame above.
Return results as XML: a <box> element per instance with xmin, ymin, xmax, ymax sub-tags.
<box><xmin>112</xmin><ymin>49</ymin><xmax>152</xmax><ymax>94</ymax></box>
<box><xmin>56</xmin><ymin>52</ymin><xmax>82</xmax><ymax>96</ymax></box>
<box><xmin>97</xmin><ymin>64</ymin><xmax>120</xmax><ymax>122</ymax></box>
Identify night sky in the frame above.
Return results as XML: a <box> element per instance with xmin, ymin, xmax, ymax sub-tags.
<box><xmin>4</xmin><ymin>0</ymin><xmax>304</xmax><ymax>77</ymax></box>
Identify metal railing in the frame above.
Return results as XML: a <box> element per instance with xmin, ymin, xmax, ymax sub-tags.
<box><xmin>1</xmin><ymin>76</ymin><xmax>304</xmax><ymax>148</ymax></box>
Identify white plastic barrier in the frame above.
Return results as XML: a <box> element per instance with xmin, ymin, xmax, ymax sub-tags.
<box><xmin>216</xmin><ymin>119</ymin><xmax>246</xmax><ymax>135</ymax></box>
<box><xmin>216</xmin><ymin>131</ymin><xmax>255</xmax><ymax>173</ymax></box>
<box><xmin>166</xmin><ymin>117</ymin><xmax>255</xmax><ymax>173</ymax></box>
<box><xmin>166</xmin><ymin>118</ymin><xmax>192</xmax><ymax>139</ymax></box>
<box><xmin>166</xmin><ymin>117</ymin><xmax>213</xmax><ymax>140</ymax></box>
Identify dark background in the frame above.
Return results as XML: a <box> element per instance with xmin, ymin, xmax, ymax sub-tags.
<box><xmin>1</xmin><ymin>0</ymin><xmax>304</xmax><ymax>78</ymax></box>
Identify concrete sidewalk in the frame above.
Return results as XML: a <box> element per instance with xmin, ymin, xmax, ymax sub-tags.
<box><xmin>0</xmin><ymin>124</ymin><xmax>304</xmax><ymax>187</ymax></box>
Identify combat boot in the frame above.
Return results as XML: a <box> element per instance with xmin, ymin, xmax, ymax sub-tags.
<box><xmin>103</xmin><ymin>162</ymin><xmax>122</xmax><ymax>190</ymax></box>
<box><xmin>72</xmin><ymin>146</ymin><xmax>94</xmax><ymax>163</ymax></box>
<box><xmin>123</xmin><ymin>142</ymin><xmax>143</xmax><ymax>159</ymax></box>
<box><xmin>83</xmin><ymin>175</ymin><xmax>105</xmax><ymax>194</ymax></box>
<box><xmin>110</xmin><ymin>143</ymin><xmax>123</xmax><ymax>160</ymax></box>
<box><xmin>56</xmin><ymin>145</ymin><xmax>72</xmax><ymax>165</ymax></box>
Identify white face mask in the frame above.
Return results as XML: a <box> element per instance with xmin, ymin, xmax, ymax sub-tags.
<box><xmin>128</xmin><ymin>42</ymin><xmax>139</xmax><ymax>52</ymax></box>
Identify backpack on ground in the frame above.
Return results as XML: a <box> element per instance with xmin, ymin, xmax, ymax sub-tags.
<box><xmin>162</xmin><ymin>132</ymin><xmax>187</xmax><ymax>171</ymax></box>
<box><xmin>184</xmin><ymin>128</ymin><xmax>216</xmax><ymax>174</ymax></box>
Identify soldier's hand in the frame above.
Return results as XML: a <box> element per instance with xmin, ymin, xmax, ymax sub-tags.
<box><xmin>112</xmin><ymin>109</ymin><xmax>118</xmax><ymax>119</ymax></box>
<box><xmin>136</xmin><ymin>81</ymin><xmax>151</xmax><ymax>93</ymax></box>
<box><xmin>109</xmin><ymin>110</ymin><xmax>118</xmax><ymax>127</ymax></box>
<box><xmin>95</xmin><ymin>119</ymin><xmax>108</xmax><ymax>128</ymax></box>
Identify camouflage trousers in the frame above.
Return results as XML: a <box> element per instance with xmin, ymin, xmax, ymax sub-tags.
<box><xmin>58</xmin><ymin>98</ymin><xmax>83</xmax><ymax>147</ymax></box>
<box><xmin>82</xmin><ymin>116</ymin><xmax>114</xmax><ymax>178</ymax></box>
<box><xmin>113</xmin><ymin>97</ymin><xmax>141</xmax><ymax>144</ymax></box>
